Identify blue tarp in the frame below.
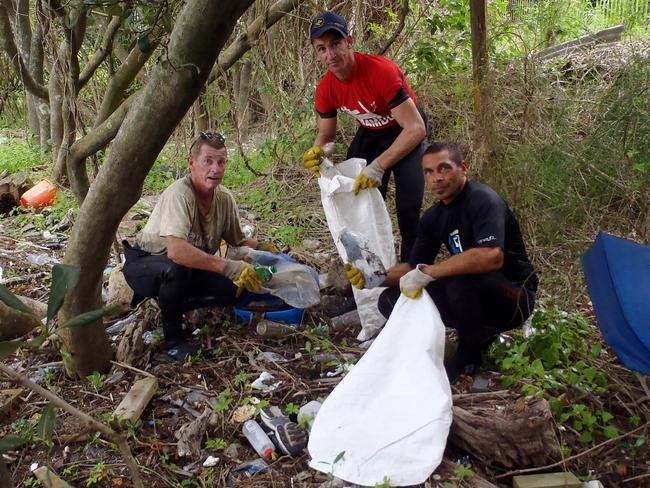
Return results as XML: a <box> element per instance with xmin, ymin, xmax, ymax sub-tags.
<box><xmin>582</xmin><ymin>232</ymin><xmax>650</xmax><ymax>375</ymax></box>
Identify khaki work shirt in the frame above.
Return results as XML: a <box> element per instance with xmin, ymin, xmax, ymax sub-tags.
<box><xmin>137</xmin><ymin>175</ymin><xmax>246</xmax><ymax>255</ymax></box>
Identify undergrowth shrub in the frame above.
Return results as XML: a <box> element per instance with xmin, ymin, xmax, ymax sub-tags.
<box><xmin>489</xmin><ymin>302</ymin><xmax>622</xmax><ymax>444</ymax></box>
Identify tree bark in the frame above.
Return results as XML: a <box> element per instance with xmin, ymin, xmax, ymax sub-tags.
<box><xmin>12</xmin><ymin>0</ymin><xmax>39</xmax><ymax>138</ymax></box>
<box><xmin>469</xmin><ymin>0</ymin><xmax>495</xmax><ymax>172</ymax></box>
<box><xmin>0</xmin><ymin>0</ymin><xmax>48</xmax><ymax>99</ymax></box>
<box><xmin>235</xmin><ymin>60</ymin><xmax>252</xmax><ymax>140</ymax></box>
<box><xmin>60</xmin><ymin>0</ymin><xmax>255</xmax><ymax>378</ymax></box>
<box><xmin>192</xmin><ymin>84</ymin><xmax>209</xmax><ymax>135</ymax></box>
<box><xmin>0</xmin><ymin>301</ymin><xmax>42</xmax><ymax>341</ymax></box>
<box><xmin>30</xmin><ymin>0</ymin><xmax>49</xmax><ymax>148</ymax></box>
<box><xmin>79</xmin><ymin>15</ymin><xmax>121</xmax><ymax>89</ymax></box>
<box><xmin>94</xmin><ymin>37</ymin><xmax>158</xmax><ymax>127</ymax></box>
<box><xmin>68</xmin><ymin>94</ymin><xmax>137</xmax><ymax>202</ymax></box>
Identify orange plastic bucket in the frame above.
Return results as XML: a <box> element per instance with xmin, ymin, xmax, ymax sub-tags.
<box><xmin>20</xmin><ymin>179</ymin><xmax>57</xmax><ymax>209</ymax></box>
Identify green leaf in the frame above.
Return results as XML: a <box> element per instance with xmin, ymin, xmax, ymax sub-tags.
<box><xmin>600</xmin><ymin>411</ymin><xmax>614</xmax><ymax>423</ymax></box>
<box><xmin>578</xmin><ymin>430</ymin><xmax>593</xmax><ymax>443</ymax></box>
<box><xmin>47</xmin><ymin>264</ymin><xmax>80</xmax><ymax>325</ymax></box>
<box><xmin>36</xmin><ymin>403</ymin><xmax>57</xmax><ymax>442</ymax></box>
<box><xmin>0</xmin><ymin>340</ymin><xmax>23</xmax><ymax>360</ymax></box>
<box><xmin>137</xmin><ymin>35</ymin><xmax>152</xmax><ymax>53</ymax></box>
<box><xmin>333</xmin><ymin>450</ymin><xmax>345</xmax><ymax>465</ymax></box>
<box><xmin>25</xmin><ymin>335</ymin><xmax>47</xmax><ymax>349</ymax></box>
<box><xmin>0</xmin><ymin>434</ymin><xmax>27</xmax><ymax>453</ymax></box>
<box><xmin>590</xmin><ymin>343</ymin><xmax>602</xmax><ymax>358</ymax></box>
<box><xmin>57</xmin><ymin>305</ymin><xmax>121</xmax><ymax>330</ymax></box>
<box><xmin>603</xmin><ymin>425</ymin><xmax>619</xmax><ymax>439</ymax></box>
<box><xmin>0</xmin><ymin>284</ymin><xmax>36</xmax><ymax>315</ymax></box>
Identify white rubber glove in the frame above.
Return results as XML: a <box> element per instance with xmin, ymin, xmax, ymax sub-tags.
<box><xmin>353</xmin><ymin>160</ymin><xmax>384</xmax><ymax>194</ymax></box>
<box><xmin>399</xmin><ymin>264</ymin><xmax>434</xmax><ymax>299</ymax></box>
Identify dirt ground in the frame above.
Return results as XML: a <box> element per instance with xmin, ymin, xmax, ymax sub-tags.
<box><xmin>1</xmin><ymin>180</ymin><xmax>649</xmax><ymax>488</ymax></box>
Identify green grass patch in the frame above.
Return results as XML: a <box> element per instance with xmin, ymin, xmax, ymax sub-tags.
<box><xmin>0</xmin><ymin>139</ymin><xmax>43</xmax><ymax>174</ymax></box>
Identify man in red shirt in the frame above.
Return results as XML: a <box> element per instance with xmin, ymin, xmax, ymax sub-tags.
<box><xmin>303</xmin><ymin>11</ymin><xmax>428</xmax><ymax>261</ymax></box>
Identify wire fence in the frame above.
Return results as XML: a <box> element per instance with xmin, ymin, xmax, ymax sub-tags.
<box><xmin>507</xmin><ymin>0</ymin><xmax>650</xmax><ymax>26</ymax></box>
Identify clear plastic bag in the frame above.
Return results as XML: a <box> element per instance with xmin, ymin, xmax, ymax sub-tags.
<box><xmin>234</xmin><ymin>249</ymin><xmax>320</xmax><ymax>309</ymax></box>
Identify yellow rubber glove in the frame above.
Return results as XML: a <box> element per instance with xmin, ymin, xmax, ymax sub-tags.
<box><xmin>223</xmin><ymin>260</ymin><xmax>263</xmax><ymax>295</ymax></box>
<box><xmin>303</xmin><ymin>146</ymin><xmax>324</xmax><ymax>177</ymax></box>
<box><xmin>399</xmin><ymin>265</ymin><xmax>434</xmax><ymax>299</ymax></box>
<box><xmin>344</xmin><ymin>263</ymin><xmax>365</xmax><ymax>289</ymax></box>
<box><xmin>353</xmin><ymin>160</ymin><xmax>384</xmax><ymax>195</ymax></box>
<box><xmin>234</xmin><ymin>263</ymin><xmax>263</xmax><ymax>294</ymax></box>
<box><xmin>257</xmin><ymin>241</ymin><xmax>280</xmax><ymax>253</ymax></box>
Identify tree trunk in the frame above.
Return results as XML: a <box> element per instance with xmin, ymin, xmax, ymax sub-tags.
<box><xmin>49</xmin><ymin>67</ymin><xmax>64</xmax><ymax>170</ymax></box>
<box><xmin>470</xmin><ymin>0</ymin><xmax>495</xmax><ymax>173</ymax></box>
<box><xmin>449</xmin><ymin>391</ymin><xmax>562</xmax><ymax>468</ymax></box>
<box><xmin>59</xmin><ymin>0</ymin><xmax>255</xmax><ymax>378</ymax></box>
<box><xmin>30</xmin><ymin>0</ymin><xmax>48</xmax><ymax>149</ymax></box>
<box><xmin>235</xmin><ymin>60</ymin><xmax>251</xmax><ymax>140</ymax></box>
<box><xmin>193</xmin><ymin>84</ymin><xmax>209</xmax><ymax>135</ymax></box>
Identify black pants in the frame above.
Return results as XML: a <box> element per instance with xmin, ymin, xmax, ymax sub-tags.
<box><xmin>122</xmin><ymin>242</ymin><xmax>238</xmax><ymax>344</ymax></box>
<box><xmin>347</xmin><ymin>113</ymin><xmax>428</xmax><ymax>262</ymax></box>
<box><xmin>378</xmin><ymin>272</ymin><xmax>536</xmax><ymax>354</ymax></box>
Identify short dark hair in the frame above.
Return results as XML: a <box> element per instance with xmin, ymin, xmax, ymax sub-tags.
<box><xmin>190</xmin><ymin>131</ymin><xmax>225</xmax><ymax>157</ymax></box>
<box><xmin>424</xmin><ymin>142</ymin><xmax>464</xmax><ymax>165</ymax></box>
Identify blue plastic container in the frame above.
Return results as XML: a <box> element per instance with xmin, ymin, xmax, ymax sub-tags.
<box><xmin>233</xmin><ymin>252</ymin><xmax>312</xmax><ymax>326</ymax></box>
<box><xmin>234</xmin><ymin>292</ymin><xmax>304</xmax><ymax>325</ymax></box>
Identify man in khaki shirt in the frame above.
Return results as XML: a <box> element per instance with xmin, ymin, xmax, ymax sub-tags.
<box><xmin>123</xmin><ymin>132</ymin><xmax>263</xmax><ymax>361</ymax></box>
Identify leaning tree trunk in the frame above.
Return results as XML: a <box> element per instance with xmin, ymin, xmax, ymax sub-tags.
<box><xmin>59</xmin><ymin>0</ymin><xmax>255</xmax><ymax>378</ymax></box>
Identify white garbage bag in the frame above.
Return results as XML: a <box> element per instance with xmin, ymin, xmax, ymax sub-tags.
<box><xmin>318</xmin><ymin>158</ymin><xmax>397</xmax><ymax>340</ymax></box>
<box><xmin>307</xmin><ymin>291</ymin><xmax>453</xmax><ymax>486</ymax></box>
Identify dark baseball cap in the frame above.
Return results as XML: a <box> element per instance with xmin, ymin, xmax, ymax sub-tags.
<box><xmin>310</xmin><ymin>11</ymin><xmax>348</xmax><ymax>39</ymax></box>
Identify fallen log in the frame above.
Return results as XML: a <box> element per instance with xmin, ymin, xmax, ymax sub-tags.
<box><xmin>17</xmin><ymin>295</ymin><xmax>47</xmax><ymax>318</ymax></box>
<box><xmin>0</xmin><ymin>300</ymin><xmax>42</xmax><ymax>341</ymax></box>
<box><xmin>0</xmin><ymin>182</ymin><xmax>19</xmax><ymax>214</ymax></box>
<box><xmin>435</xmin><ymin>458</ymin><xmax>498</xmax><ymax>487</ymax></box>
<box><xmin>450</xmin><ymin>391</ymin><xmax>561</xmax><ymax>468</ymax></box>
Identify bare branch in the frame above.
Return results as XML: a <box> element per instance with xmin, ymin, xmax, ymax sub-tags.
<box><xmin>79</xmin><ymin>15</ymin><xmax>121</xmax><ymax>88</ymax></box>
<box><xmin>208</xmin><ymin>0</ymin><xmax>304</xmax><ymax>84</ymax></box>
<box><xmin>94</xmin><ymin>40</ymin><xmax>158</xmax><ymax>127</ymax></box>
<box><xmin>69</xmin><ymin>93</ymin><xmax>138</xmax><ymax>202</ymax></box>
<box><xmin>0</xmin><ymin>362</ymin><xmax>145</xmax><ymax>488</ymax></box>
<box><xmin>0</xmin><ymin>0</ymin><xmax>48</xmax><ymax>99</ymax></box>
<box><xmin>378</xmin><ymin>0</ymin><xmax>409</xmax><ymax>56</ymax></box>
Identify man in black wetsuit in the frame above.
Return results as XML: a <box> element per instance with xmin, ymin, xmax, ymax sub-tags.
<box><xmin>347</xmin><ymin>142</ymin><xmax>538</xmax><ymax>381</ymax></box>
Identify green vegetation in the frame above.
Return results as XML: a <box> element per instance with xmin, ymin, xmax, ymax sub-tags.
<box><xmin>0</xmin><ymin>139</ymin><xmax>43</xmax><ymax>174</ymax></box>
<box><xmin>489</xmin><ymin>302</ymin><xmax>629</xmax><ymax>443</ymax></box>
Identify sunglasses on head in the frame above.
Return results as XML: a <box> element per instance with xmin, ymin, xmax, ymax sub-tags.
<box><xmin>190</xmin><ymin>131</ymin><xmax>225</xmax><ymax>151</ymax></box>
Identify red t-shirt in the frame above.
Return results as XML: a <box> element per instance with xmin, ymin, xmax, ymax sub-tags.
<box><xmin>314</xmin><ymin>52</ymin><xmax>417</xmax><ymax>130</ymax></box>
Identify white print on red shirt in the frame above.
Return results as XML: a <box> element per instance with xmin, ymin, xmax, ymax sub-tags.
<box><xmin>340</xmin><ymin>101</ymin><xmax>394</xmax><ymax>129</ymax></box>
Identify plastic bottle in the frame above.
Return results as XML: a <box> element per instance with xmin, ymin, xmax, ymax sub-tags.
<box><xmin>297</xmin><ymin>400</ymin><xmax>322</xmax><ymax>432</ymax></box>
<box><xmin>256</xmin><ymin>320</ymin><xmax>296</xmax><ymax>337</ymax></box>
<box><xmin>242</xmin><ymin>420</ymin><xmax>276</xmax><ymax>459</ymax></box>
<box><xmin>254</xmin><ymin>265</ymin><xmax>276</xmax><ymax>283</ymax></box>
